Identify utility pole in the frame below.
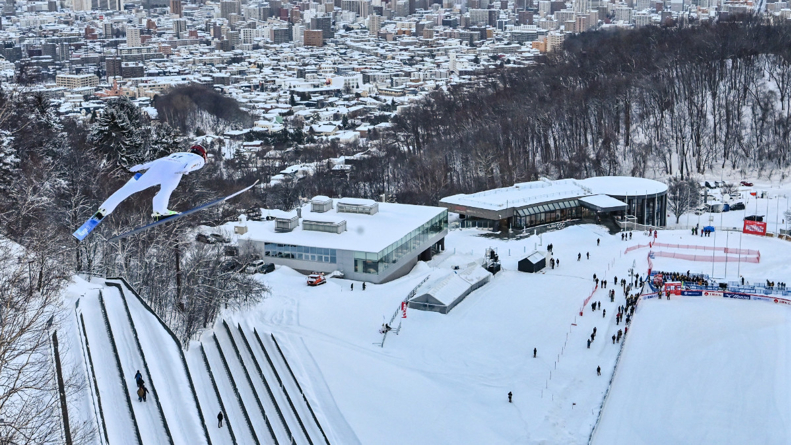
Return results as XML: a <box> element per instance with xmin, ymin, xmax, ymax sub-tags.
<box><xmin>175</xmin><ymin>243</ymin><xmax>182</xmax><ymax>304</ymax></box>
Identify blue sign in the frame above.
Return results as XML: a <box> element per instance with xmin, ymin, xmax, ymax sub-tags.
<box><xmin>724</xmin><ymin>292</ymin><xmax>751</xmax><ymax>300</ymax></box>
<box><xmin>681</xmin><ymin>290</ymin><xmax>703</xmax><ymax>296</ymax></box>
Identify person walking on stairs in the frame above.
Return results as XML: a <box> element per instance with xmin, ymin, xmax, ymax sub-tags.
<box><xmin>137</xmin><ymin>385</ymin><xmax>149</xmax><ymax>402</ymax></box>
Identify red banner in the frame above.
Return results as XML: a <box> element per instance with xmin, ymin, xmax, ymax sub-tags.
<box><xmin>664</xmin><ymin>281</ymin><xmax>682</xmax><ymax>295</ymax></box>
<box><xmin>743</xmin><ymin>220</ymin><xmax>767</xmax><ymax>236</ymax></box>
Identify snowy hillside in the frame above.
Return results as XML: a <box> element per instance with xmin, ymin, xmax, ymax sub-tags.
<box><xmin>57</xmin><ymin>220</ymin><xmax>791</xmax><ymax>444</ymax></box>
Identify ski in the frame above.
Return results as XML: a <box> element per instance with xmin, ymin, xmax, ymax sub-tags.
<box><xmin>73</xmin><ymin>173</ymin><xmax>143</xmax><ymax>241</ymax></box>
<box><xmin>106</xmin><ymin>180</ymin><xmax>259</xmax><ymax>242</ymax></box>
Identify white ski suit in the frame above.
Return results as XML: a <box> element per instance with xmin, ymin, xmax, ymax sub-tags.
<box><xmin>99</xmin><ymin>152</ymin><xmax>205</xmax><ymax>216</ymax></box>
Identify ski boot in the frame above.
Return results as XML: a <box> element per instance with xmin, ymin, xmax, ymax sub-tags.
<box><xmin>152</xmin><ymin>210</ymin><xmax>180</xmax><ymax>222</ymax></box>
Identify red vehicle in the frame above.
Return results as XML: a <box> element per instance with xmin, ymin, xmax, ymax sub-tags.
<box><xmin>307</xmin><ymin>273</ymin><xmax>326</xmax><ymax>286</ymax></box>
<box><xmin>740</xmin><ymin>181</ymin><xmax>753</xmax><ymax>187</ymax></box>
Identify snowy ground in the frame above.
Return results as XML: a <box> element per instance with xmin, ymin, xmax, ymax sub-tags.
<box><xmin>226</xmin><ymin>223</ymin><xmax>791</xmax><ymax>444</ymax></box>
<box><xmin>55</xmin><ymin>217</ymin><xmax>791</xmax><ymax>444</ymax></box>
<box><xmin>668</xmin><ymin>180</ymin><xmax>791</xmax><ymax>235</ymax></box>
<box><xmin>593</xmin><ymin>296</ymin><xmax>791</xmax><ymax>445</ymax></box>
<box><xmin>228</xmin><ymin>225</ymin><xmax>654</xmax><ymax>444</ymax></box>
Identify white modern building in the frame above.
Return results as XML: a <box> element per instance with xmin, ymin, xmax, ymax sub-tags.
<box><xmin>440</xmin><ymin>176</ymin><xmax>668</xmax><ymax>230</ymax></box>
<box><xmin>236</xmin><ymin>196</ymin><xmax>448</xmax><ymax>283</ymax></box>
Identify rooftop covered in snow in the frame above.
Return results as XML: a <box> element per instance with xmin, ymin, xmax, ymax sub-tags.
<box><xmin>233</xmin><ymin>199</ymin><xmax>447</xmax><ymax>253</ymax></box>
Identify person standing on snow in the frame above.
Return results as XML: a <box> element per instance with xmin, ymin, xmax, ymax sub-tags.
<box><xmin>533</xmin><ymin>348</ymin><xmax>537</xmax><ymax>358</ymax></box>
<box><xmin>218</xmin><ymin>411</ymin><xmax>224</xmax><ymax>428</ymax></box>
<box><xmin>92</xmin><ymin>145</ymin><xmax>208</xmax><ymax>221</ymax></box>
<box><xmin>508</xmin><ymin>391</ymin><xmax>513</xmax><ymax>403</ymax></box>
<box><xmin>597</xmin><ymin>366</ymin><xmax>601</xmax><ymax>376</ymax></box>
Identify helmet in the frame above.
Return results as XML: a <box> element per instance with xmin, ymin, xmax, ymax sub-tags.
<box><xmin>190</xmin><ymin>145</ymin><xmax>207</xmax><ymax>162</ymax></box>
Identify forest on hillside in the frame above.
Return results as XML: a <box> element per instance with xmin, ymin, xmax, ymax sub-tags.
<box><xmin>287</xmin><ymin>20</ymin><xmax>791</xmax><ymax>205</ymax></box>
<box><xmin>2</xmin><ymin>20</ymin><xmax>791</xmax><ymax>350</ymax></box>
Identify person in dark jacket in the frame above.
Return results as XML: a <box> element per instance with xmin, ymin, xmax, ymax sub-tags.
<box><xmin>218</xmin><ymin>411</ymin><xmax>224</xmax><ymax>428</ymax></box>
<box><xmin>137</xmin><ymin>385</ymin><xmax>149</xmax><ymax>402</ymax></box>
<box><xmin>597</xmin><ymin>366</ymin><xmax>601</xmax><ymax>376</ymax></box>
<box><xmin>533</xmin><ymin>348</ymin><xmax>537</xmax><ymax>358</ymax></box>
<box><xmin>508</xmin><ymin>391</ymin><xmax>513</xmax><ymax>403</ymax></box>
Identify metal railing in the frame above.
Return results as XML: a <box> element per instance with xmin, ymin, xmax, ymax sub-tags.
<box><xmin>376</xmin><ymin>275</ymin><xmax>430</xmax><ymax>347</ymax></box>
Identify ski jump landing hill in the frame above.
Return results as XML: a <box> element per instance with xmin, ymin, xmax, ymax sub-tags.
<box><xmin>71</xmin><ymin>277</ymin><xmax>331</xmax><ymax>445</ymax></box>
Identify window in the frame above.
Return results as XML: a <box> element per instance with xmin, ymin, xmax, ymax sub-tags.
<box><xmin>264</xmin><ymin>242</ymin><xmax>336</xmax><ymax>263</ymax></box>
<box><xmin>354</xmin><ymin>210</ymin><xmax>448</xmax><ymax>275</ymax></box>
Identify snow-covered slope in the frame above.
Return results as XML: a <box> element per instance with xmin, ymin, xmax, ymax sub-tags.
<box><xmin>593</xmin><ymin>296</ymin><xmax>791</xmax><ymax>445</ymax></box>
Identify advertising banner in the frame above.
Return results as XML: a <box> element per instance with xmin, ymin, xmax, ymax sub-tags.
<box><xmin>743</xmin><ymin>220</ymin><xmax>767</xmax><ymax>236</ymax></box>
<box><xmin>664</xmin><ymin>281</ymin><xmax>682</xmax><ymax>295</ymax></box>
<box><xmin>681</xmin><ymin>290</ymin><xmax>703</xmax><ymax>296</ymax></box>
<box><xmin>702</xmin><ymin>290</ymin><xmax>723</xmax><ymax>297</ymax></box>
<box><xmin>724</xmin><ymin>292</ymin><xmax>751</xmax><ymax>300</ymax></box>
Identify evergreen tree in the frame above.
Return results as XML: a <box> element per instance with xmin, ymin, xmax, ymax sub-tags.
<box><xmin>149</xmin><ymin>123</ymin><xmax>182</xmax><ymax>159</ymax></box>
<box><xmin>341</xmin><ymin>114</ymin><xmax>349</xmax><ymax>129</ymax></box>
<box><xmin>0</xmin><ymin>131</ymin><xmax>18</xmax><ymax>193</ymax></box>
<box><xmin>89</xmin><ymin>97</ymin><xmax>150</xmax><ymax>168</ymax></box>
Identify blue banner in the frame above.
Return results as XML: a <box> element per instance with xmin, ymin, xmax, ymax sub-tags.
<box><xmin>724</xmin><ymin>292</ymin><xmax>751</xmax><ymax>300</ymax></box>
<box><xmin>681</xmin><ymin>290</ymin><xmax>703</xmax><ymax>296</ymax></box>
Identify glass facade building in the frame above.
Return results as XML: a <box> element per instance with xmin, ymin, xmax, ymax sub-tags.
<box><xmin>354</xmin><ymin>210</ymin><xmax>448</xmax><ymax>274</ymax></box>
<box><xmin>512</xmin><ymin>199</ymin><xmax>593</xmax><ymax>229</ymax></box>
<box><xmin>264</xmin><ymin>243</ymin><xmax>337</xmax><ymax>263</ymax></box>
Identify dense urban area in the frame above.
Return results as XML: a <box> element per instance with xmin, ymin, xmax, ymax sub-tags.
<box><xmin>1</xmin><ymin>0</ymin><xmax>791</xmax><ymax>442</ymax></box>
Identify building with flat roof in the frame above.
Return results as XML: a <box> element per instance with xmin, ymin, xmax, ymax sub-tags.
<box><xmin>56</xmin><ymin>73</ymin><xmax>99</xmax><ymax>89</ymax></box>
<box><xmin>439</xmin><ymin>176</ymin><xmax>668</xmax><ymax>230</ymax></box>
<box><xmin>235</xmin><ymin>196</ymin><xmax>448</xmax><ymax>283</ymax></box>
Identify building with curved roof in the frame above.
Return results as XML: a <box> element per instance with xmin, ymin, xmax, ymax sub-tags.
<box><xmin>439</xmin><ymin>176</ymin><xmax>668</xmax><ymax>230</ymax></box>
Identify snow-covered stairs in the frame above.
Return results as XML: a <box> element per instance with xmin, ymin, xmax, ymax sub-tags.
<box><xmin>252</xmin><ymin>329</ymin><xmax>330</xmax><ymax>445</ymax></box>
<box><xmin>101</xmin><ymin>287</ymin><xmax>173</xmax><ymax>444</ymax></box>
<box><xmin>76</xmin><ymin>291</ymin><xmax>141</xmax><ymax>445</ymax></box>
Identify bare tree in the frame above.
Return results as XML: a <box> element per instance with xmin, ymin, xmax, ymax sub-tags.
<box><xmin>0</xmin><ymin>242</ymin><xmax>93</xmax><ymax>444</ymax></box>
<box><xmin>667</xmin><ymin>176</ymin><xmax>701</xmax><ymax>224</ymax></box>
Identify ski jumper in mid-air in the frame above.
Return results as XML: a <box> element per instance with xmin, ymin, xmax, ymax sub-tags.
<box><xmin>95</xmin><ymin>145</ymin><xmax>207</xmax><ymax>221</ymax></box>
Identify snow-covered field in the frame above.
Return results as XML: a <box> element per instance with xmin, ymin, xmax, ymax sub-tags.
<box><xmin>57</xmin><ymin>214</ymin><xmax>791</xmax><ymax>444</ymax></box>
<box><xmin>593</xmin><ymin>296</ymin><xmax>791</xmax><ymax>445</ymax></box>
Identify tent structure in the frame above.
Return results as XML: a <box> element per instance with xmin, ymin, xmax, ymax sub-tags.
<box><xmin>408</xmin><ymin>263</ymin><xmax>492</xmax><ymax>314</ymax></box>
<box><xmin>518</xmin><ymin>251</ymin><xmax>546</xmax><ymax>273</ymax></box>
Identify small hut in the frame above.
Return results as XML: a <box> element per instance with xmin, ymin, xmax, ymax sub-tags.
<box><xmin>518</xmin><ymin>251</ymin><xmax>546</xmax><ymax>273</ymax></box>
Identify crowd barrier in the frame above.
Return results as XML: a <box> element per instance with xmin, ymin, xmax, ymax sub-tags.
<box><xmin>580</xmin><ymin>284</ymin><xmax>599</xmax><ymax>316</ymax></box>
<box><xmin>663</xmin><ymin>288</ymin><xmax>791</xmax><ymax>306</ymax></box>
<box><xmin>650</xmin><ymin>242</ymin><xmax>759</xmax><ymax>255</ymax></box>
<box><xmin>624</xmin><ymin>244</ymin><xmax>651</xmax><ymax>254</ymax></box>
<box><xmin>649</xmin><ymin>250</ymin><xmax>760</xmax><ymax>263</ymax></box>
